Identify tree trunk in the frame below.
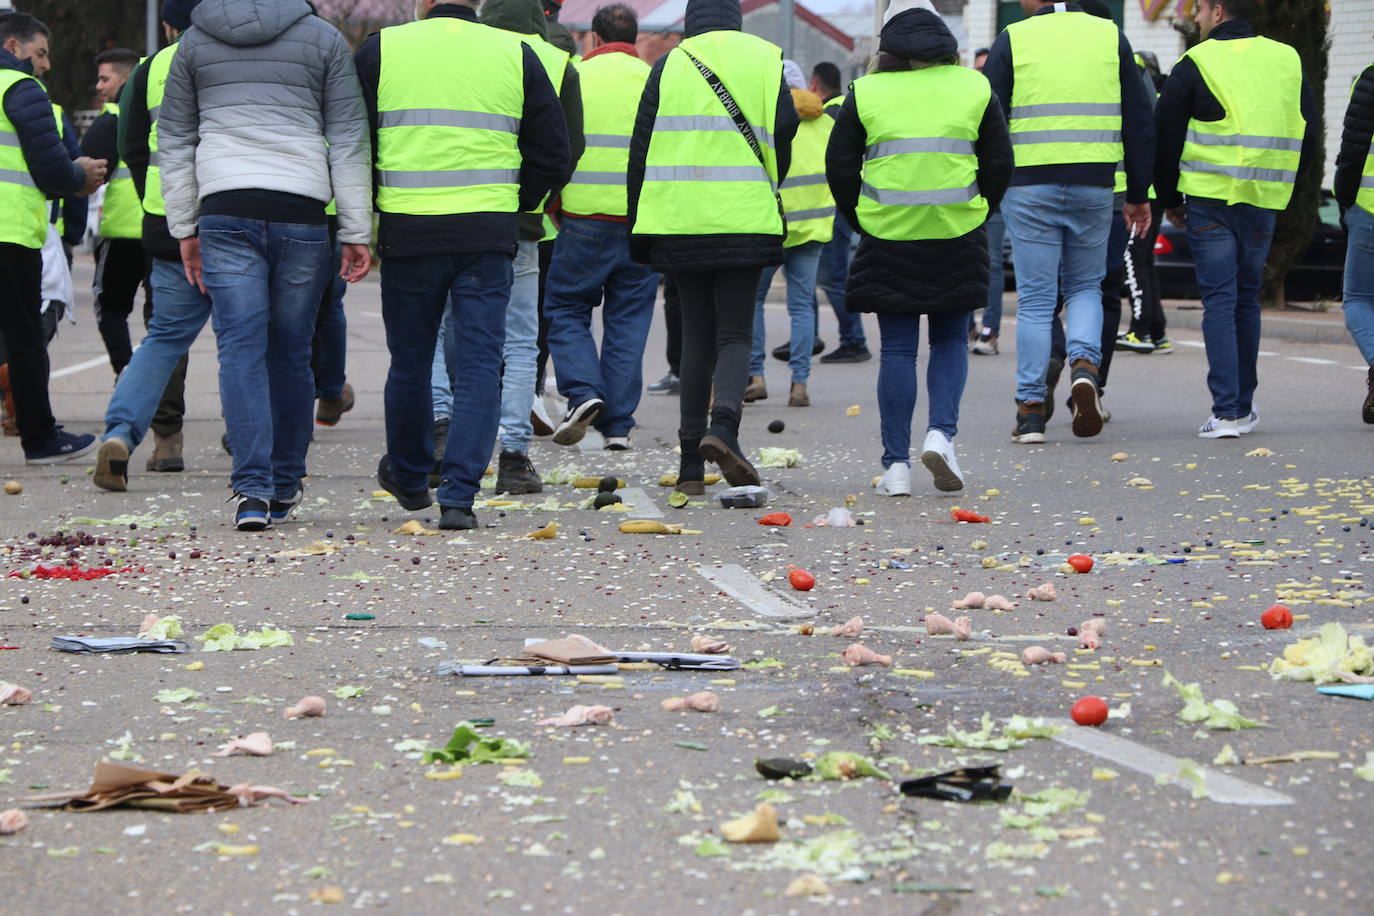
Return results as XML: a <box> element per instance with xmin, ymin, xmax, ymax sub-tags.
<box><xmin>22</xmin><ymin>2</ymin><xmax>149</xmax><ymax>115</ymax></box>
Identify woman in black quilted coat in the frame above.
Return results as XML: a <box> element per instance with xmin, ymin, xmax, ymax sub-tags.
<box><xmin>825</xmin><ymin>7</ymin><xmax>1012</xmax><ymax>496</ymax></box>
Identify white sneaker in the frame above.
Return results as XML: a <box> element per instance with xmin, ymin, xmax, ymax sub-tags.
<box><xmin>919</xmin><ymin>429</ymin><xmax>964</xmax><ymax>492</ymax></box>
<box><xmin>1198</xmin><ymin>416</ymin><xmax>1241</xmax><ymax>439</ymax></box>
<box><xmin>604</xmin><ymin>435</ymin><xmax>631</xmax><ymax>451</ymax></box>
<box><xmin>1237</xmin><ymin>410</ymin><xmax>1259</xmax><ymax>434</ymax></box>
<box><xmin>876</xmin><ymin>461</ymin><xmax>912</xmax><ymax>497</ymax></box>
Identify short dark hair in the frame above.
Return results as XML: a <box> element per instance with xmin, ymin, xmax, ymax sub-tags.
<box><xmin>0</xmin><ymin>12</ymin><xmax>50</xmax><ymax>46</ymax></box>
<box><xmin>1212</xmin><ymin>0</ymin><xmax>1253</xmax><ymax>19</ymax></box>
<box><xmin>96</xmin><ymin>48</ymin><xmax>140</xmax><ymax>71</ymax></box>
<box><xmin>591</xmin><ymin>3</ymin><xmax>637</xmax><ymax>43</ymax></box>
<box><xmin>811</xmin><ymin>61</ymin><xmax>840</xmax><ymax>92</ymax></box>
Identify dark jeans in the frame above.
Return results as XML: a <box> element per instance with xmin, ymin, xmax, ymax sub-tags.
<box><xmin>93</xmin><ymin>236</ymin><xmax>147</xmax><ymax>375</ymax></box>
<box><xmin>673</xmin><ymin>267</ymin><xmax>760</xmax><ymax>434</ymax></box>
<box><xmin>877</xmin><ymin>311</ymin><xmax>967</xmax><ymax>468</ymax></box>
<box><xmin>1126</xmin><ymin>201</ymin><xmax>1166</xmax><ymax>342</ymax></box>
<box><xmin>974</xmin><ymin>210</ymin><xmax>1006</xmax><ymax>335</ymax></box>
<box><xmin>381</xmin><ymin>251</ymin><xmax>511</xmax><ymax>509</ymax></box>
<box><xmin>1188</xmin><ymin>197</ymin><xmax>1275</xmax><ymax>419</ymax></box>
<box><xmin>817</xmin><ymin>215</ymin><xmax>865</xmax><ymax>346</ymax></box>
<box><xmin>0</xmin><ymin>241</ymin><xmax>57</xmax><ymax>451</ymax></box>
<box><xmin>663</xmin><ymin>274</ymin><xmax>682</xmax><ymax>377</ymax></box>
<box><xmin>311</xmin><ymin>240</ymin><xmax>348</xmax><ymax>401</ymax></box>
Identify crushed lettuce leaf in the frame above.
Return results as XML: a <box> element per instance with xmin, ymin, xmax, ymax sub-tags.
<box><xmin>196</xmin><ymin>623</ymin><xmax>294</xmax><ymax>652</ymax></box>
<box><xmin>1355</xmin><ymin>752</ymin><xmax>1374</xmax><ymax>783</ymax></box>
<box><xmin>813</xmin><ymin>751</ymin><xmax>889</xmax><ymax>781</ymax></box>
<box><xmin>1162</xmin><ymin>671</ymin><xmax>1265</xmax><ymax>730</ymax></box>
<box><xmin>757</xmin><ymin>447</ymin><xmax>802</xmax><ymax>468</ymax></box>
<box><xmin>918</xmin><ymin>712</ymin><xmax>1061</xmax><ymax>750</ymax></box>
<box><xmin>153</xmin><ymin>687</ymin><xmax>200</xmax><ymax>704</ymax></box>
<box><xmin>1212</xmin><ymin>744</ymin><xmax>1240</xmax><ymax>766</ymax></box>
<box><xmin>1268</xmin><ymin>622</ymin><xmax>1374</xmax><ymax>685</ymax></box>
<box><xmin>1155</xmin><ymin>758</ymin><xmax>1209</xmax><ymax>798</ymax></box>
<box><xmin>422</xmin><ymin>722</ymin><xmax>530</xmax><ymax>765</ymax></box>
<box><xmin>138</xmin><ymin>615</ymin><xmax>183</xmax><ymax>641</ymax></box>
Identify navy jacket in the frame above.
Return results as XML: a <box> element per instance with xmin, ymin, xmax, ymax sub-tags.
<box><xmin>1334</xmin><ymin>62</ymin><xmax>1374</xmax><ymax>213</ymax></box>
<box><xmin>0</xmin><ymin>47</ymin><xmax>85</xmax><ymax>222</ymax></box>
<box><xmin>54</xmin><ymin>107</ymin><xmax>87</xmax><ymax>245</ymax></box>
<box><xmin>981</xmin><ymin>3</ymin><xmax>1155</xmax><ymax>205</ymax></box>
<box><xmin>1153</xmin><ymin>20</ymin><xmax>1321</xmax><ymax>210</ymax></box>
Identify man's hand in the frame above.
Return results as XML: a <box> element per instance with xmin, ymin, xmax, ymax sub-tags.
<box><xmin>1165</xmin><ymin>207</ymin><xmax>1187</xmax><ymax>230</ymax></box>
<box><xmin>75</xmin><ymin>156</ymin><xmax>108</xmax><ymax>196</ymax></box>
<box><xmin>179</xmin><ymin>237</ymin><xmax>206</xmax><ymax>294</ymax></box>
<box><xmin>340</xmin><ymin>243</ymin><xmax>372</xmax><ymax>283</ymax></box>
<box><xmin>1123</xmin><ymin>202</ymin><xmax>1152</xmax><ymax>238</ymax></box>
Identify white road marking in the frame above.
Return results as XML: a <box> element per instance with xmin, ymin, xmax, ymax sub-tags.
<box><xmin>1285</xmin><ymin>356</ymin><xmax>1337</xmax><ymax>365</ymax></box>
<box><xmin>696</xmin><ymin>564</ymin><xmax>814</xmax><ymax>619</ymax></box>
<box><xmin>1177</xmin><ymin>340</ymin><xmax>1206</xmax><ymax>348</ymax></box>
<box><xmin>618</xmin><ymin>487</ymin><xmax>662</xmax><ymax>519</ymax></box>
<box><xmin>51</xmin><ymin>355</ymin><xmax>110</xmax><ymax>378</ymax></box>
<box><xmin>1348</xmin><ymin>365</ymin><xmax>1369</xmax><ymax>371</ymax></box>
<box><xmin>1258</xmin><ymin>350</ymin><xmax>1278</xmax><ymax>356</ymax></box>
<box><xmin>1047</xmin><ymin>719</ymin><xmax>1293</xmax><ymax>806</ymax></box>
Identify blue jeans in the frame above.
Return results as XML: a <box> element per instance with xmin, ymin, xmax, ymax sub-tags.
<box><xmin>750</xmin><ymin>241</ymin><xmax>822</xmax><ymax>382</ymax></box>
<box><xmin>977</xmin><ymin>210</ymin><xmax>1006</xmax><ymax>334</ymax></box>
<box><xmin>817</xmin><ymin>216</ymin><xmax>865</xmax><ymax>347</ymax></box>
<box><xmin>430</xmin><ymin>304</ymin><xmax>454</xmax><ymax>420</ymax></box>
<box><xmin>544</xmin><ymin>216</ymin><xmax>658</xmax><ymax>437</ymax></box>
<box><xmin>314</xmin><ymin>241</ymin><xmax>347</xmax><ymax>401</ymax></box>
<box><xmin>1003</xmin><ymin>183</ymin><xmax>1113</xmax><ymax>402</ymax></box>
<box><xmin>499</xmin><ymin>240</ymin><xmax>540</xmax><ymax>453</ymax></box>
<box><xmin>382</xmin><ymin>252</ymin><xmax>512</xmax><ymax>508</ymax></box>
<box><xmin>877</xmin><ymin>311</ymin><xmax>967</xmax><ymax>468</ymax></box>
<box><xmin>1343</xmin><ymin>204</ymin><xmax>1374</xmax><ymax>364</ymax></box>
<box><xmin>104</xmin><ymin>257</ymin><xmax>212</xmax><ymax>450</ymax></box>
<box><xmin>1188</xmin><ymin>197</ymin><xmax>1276</xmax><ymax>419</ymax></box>
<box><xmin>200</xmin><ymin>216</ymin><xmax>331</xmax><ymax>501</ymax></box>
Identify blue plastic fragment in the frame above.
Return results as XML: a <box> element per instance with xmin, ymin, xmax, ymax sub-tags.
<box><xmin>1317</xmin><ymin>684</ymin><xmax>1374</xmax><ymax>701</ymax></box>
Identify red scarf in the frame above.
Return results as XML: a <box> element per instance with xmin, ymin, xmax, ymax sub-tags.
<box><xmin>582</xmin><ymin>41</ymin><xmax>639</xmax><ymax>61</ymax></box>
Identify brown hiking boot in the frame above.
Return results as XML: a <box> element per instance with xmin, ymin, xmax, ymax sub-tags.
<box><xmin>93</xmin><ymin>437</ymin><xmax>130</xmax><ymax>492</ymax></box>
<box><xmin>1069</xmin><ymin>359</ymin><xmax>1104</xmax><ymax>438</ymax></box>
<box><xmin>743</xmin><ymin>376</ymin><xmax>767</xmax><ymax>402</ymax></box>
<box><xmin>316</xmin><ymin>382</ymin><xmax>355</xmax><ymax>426</ymax></box>
<box><xmin>146</xmin><ymin>431</ymin><xmax>184</xmax><ymax>472</ymax></box>
<box><xmin>788</xmin><ymin>382</ymin><xmax>809</xmax><ymax>407</ymax></box>
<box><xmin>0</xmin><ymin>363</ymin><xmax>16</xmax><ymax>436</ymax></box>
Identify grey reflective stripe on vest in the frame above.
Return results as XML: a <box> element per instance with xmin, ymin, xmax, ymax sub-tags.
<box><xmin>376</xmin><ymin>168</ymin><xmax>520</xmax><ymax>189</ymax></box>
<box><xmin>860</xmin><ymin>181</ymin><xmax>979</xmax><ymax>206</ymax></box>
<box><xmin>652</xmin><ymin>114</ymin><xmax>772</xmax><ymax>147</ymax></box>
<box><xmin>1011</xmin><ymin>129</ymin><xmax>1122</xmax><ymax>146</ymax></box>
<box><xmin>583</xmin><ymin>133</ymin><xmax>631</xmax><ymax>149</ymax></box>
<box><xmin>1180</xmin><ymin>160</ymin><xmax>1297</xmax><ymax>184</ymax></box>
<box><xmin>0</xmin><ymin>132</ymin><xmax>19</xmax><ymax>147</ymax></box>
<box><xmin>1362</xmin><ymin>175</ymin><xmax>1374</xmax><ymax>189</ymax></box>
<box><xmin>0</xmin><ymin>167</ymin><xmax>37</xmax><ymax>188</ymax></box>
<box><xmin>1184</xmin><ymin>129</ymin><xmax>1303</xmax><ymax>152</ymax></box>
<box><xmin>110</xmin><ymin>166</ymin><xmax>129</xmax><ymax>181</ymax></box>
<box><xmin>148</xmin><ymin>151</ymin><xmax>160</xmax><ymax>167</ymax></box>
<box><xmin>779</xmin><ymin>173</ymin><xmax>828</xmax><ymax>190</ymax></box>
<box><xmin>1010</xmin><ymin>102</ymin><xmax>1121</xmax><ymax>119</ymax></box>
<box><xmin>864</xmin><ymin>137</ymin><xmax>975</xmax><ymax>160</ymax></box>
<box><xmin>379</xmin><ymin>108</ymin><xmax>521</xmax><ymax>133</ymax></box>
<box><xmin>787</xmin><ymin>205</ymin><xmax>835</xmax><ymax>221</ymax></box>
<box><xmin>569</xmin><ymin>170</ymin><xmax>625</xmax><ymax>185</ymax></box>
<box><xmin>643</xmin><ymin>164</ymin><xmax>768</xmax><ymax>182</ymax></box>
<box><xmin>148</xmin><ymin>104</ymin><xmax>160</xmax><ymax>122</ymax></box>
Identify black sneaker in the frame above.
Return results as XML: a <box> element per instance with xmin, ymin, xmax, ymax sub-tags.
<box><xmin>1364</xmin><ymin>366</ymin><xmax>1374</xmax><ymax>425</ymax></box>
<box><xmin>819</xmin><ymin>343</ymin><xmax>872</xmax><ymax>364</ymax></box>
<box><xmin>377</xmin><ymin>455</ymin><xmax>433</xmax><ymax>511</ymax></box>
<box><xmin>1012</xmin><ymin>401</ymin><xmax>1046</xmax><ymax>444</ymax></box>
<box><xmin>773</xmin><ymin>339</ymin><xmax>827</xmax><ymax>361</ymax></box>
<box><xmin>25</xmin><ymin>427</ymin><xmax>97</xmax><ymax>465</ymax></box>
<box><xmin>552</xmin><ymin>397</ymin><xmax>603</xmax><ymax>446</ymax></box>
<box><xmin>496</xmin><ymin>449</ymin><xmax>543</xmax><ymax>494</ymax></box>
<box><xmin>92</xmin><ymin>436</ymin><xmax>130</xmax><ymax>491</ymax></box>
<box><xmin>647</xmin><ymin>372</ymin><xmax>680</xmax><ymax>396</ymax></box>
<box><xmin>429</xmin><ymin>417</ymin><xmax>449</xmax><ymax>489</ymax></box>
<box><xmin>221</xmin><ymin>432</ymin><xmax>233</xmax><ymax>456</ymax></box>
<box><xmin>1043</xmin><ymin>357</ymin><xmax>1064</xmax><ymax>423</ymax></box>
<box><xmin>439</xmin><ymin>506</ymin><xmax>478</xmax><ymax>530</ymax></box>
<box><xmin>270</xmin><ymin>486</ymin><xmax>304</xmax><ymax>523</ymax></box>
<box><xmin>1069</xmin><ymin>359</ymin><xmax>1104</xmax><ymax>438</ymax></box>
<box><xmin>231</xmin><ymin>494</ymin><xmax>270</xmax><ymax>531</ymax></box>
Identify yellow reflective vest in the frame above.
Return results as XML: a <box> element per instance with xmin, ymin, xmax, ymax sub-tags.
<box><xmin>98</xmin><ymin>102</ymin><xmax>142</xmax><ymax>239</ymax></box>
<box><xmin>142</xmin><ymin>43</ymin><xmax>178</xmax><ymax>218</ymax></box>
<box><xmin>778</xmin><ymin>108</ymin><xmax>833</xmax><ymax>247</ymax></box>
<box><xmin>562</xmin><ymin>50</ymin><xmax>649</xmax><ymax>218</ymax></box>
<box><xmin>634</xmin><ymin>30</ymin><xmax>784</xmax><ymax>237</ymax></box>
<box><xmin>1178</xmin><ymin>36</ymin><xmax>1305</xmax><ymax>210</ymax></box>
<box><xmin>0</xmin><ymin>69</ymin><xmax>48</xmax><ymax>249</ymax></box>
<box><xmin>852</xmin><ymin>65</ymin><xmax>989</xmax><ymax>241</ymax></box>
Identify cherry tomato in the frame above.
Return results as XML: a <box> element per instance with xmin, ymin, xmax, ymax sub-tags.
<box><xmin>951</xmin><ymin>508</ymin><xmax>991</xmax><ymax>523</ymax></box>
<box><xmin>1067</xmin><ymin>554</ymin><xmax>1094</xmax><ymax>573</ymax></box>
<box><xmin>758</xmin><ymin>512</ymin><xmax>792</xmax><ymax>527</ymax></box>
<box><xmin>1070</xmin><ymin>696</ymin><xmax>1109</xmax><ymax>726</ymax></box>
<box><xmin>788</xmin><ymin>569</ymin><xmax>815</xmax><ymax>591</ymax></box>
<box><xmin>1260</xmin><ymin>604</ymin><xmax>1293</xmax><ymax>630</ymax></box>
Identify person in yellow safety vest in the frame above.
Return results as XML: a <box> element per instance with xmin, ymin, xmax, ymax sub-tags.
<box><xmin>1153</xmin><ymin>0</ymin><xmax>1318</xmax><ymax>439</ymax></box>
<box><xmin>95</xmin><ymin>0</ymin><xmax>212</xmax><ymax>492</ymax></box>
<box><xmin>744</xmin><ymin>71</ymin><xmax>832</xmax><ymax>409</ymax></box>
<box><xmin>80</xmin><ymin>47</ymin><xmax>147</xmax><ymax>378</ymax></box>
<box><xmin>0</xmin><ymin>10</ymin><xmax>106</xmax><ymax>464</ymax></box>
<box><xmin>827</xmin><ymin>4</ymin><xmax>1012</xmax><ymax>498</ymax></box>
<box><xmin>543</xmin><ymin>4</ymin><xmax>659</xmax><ymax>452</ymax></box>
<box><xmin>39</xmin><ymin>100</ymin><xmax>79</xmax><ymax>344</ymax></box>
<box><xmin>474</xmin><ymin>0</ymin><xmax>583</xmax><ymax>496</ymax></box>
<box><xmin>1333</xmin><ymin>57</ymin><xmax>1374</xmax><ymax>423</ymax></box>
<box><xmin>627</xmin><ymin>0</ymin><xmax>798</xmax><ymax>494</ymax></box>
<box><xmin>982</xmin><ymin>0</ymin><xmax>1155</xmax><ymax>446</ymax></box>
<box><xmin>354</xmin><ymin>0</ymin><xmax>570</xmax><ymax>531</ymax></box>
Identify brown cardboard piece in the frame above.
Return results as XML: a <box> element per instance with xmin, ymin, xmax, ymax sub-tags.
<box><xmin>21</xmin><ymin>762</ymin><xmax>299</xmax><ymax>813</ymax></box>
<box><xmin>522</xmin><ymin>637</ymin><xmax>616</xmax><ymax>666</ymax></box>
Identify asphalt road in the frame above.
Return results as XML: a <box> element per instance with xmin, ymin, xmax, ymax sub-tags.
<box><xmin>0</xmin><ymin>256</ymin><xmax>1370</xmax><ymax>915</ymax></box>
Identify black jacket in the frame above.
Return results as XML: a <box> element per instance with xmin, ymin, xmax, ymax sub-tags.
<box><xmin>827</xmin><ymin>9</ymin><xmax>1013</xmax><ymax>316</ymax></box>
<box><xmin>117</xmin><ymin>57</ymin><xmax>180</xmax><ymax>260</ymax></box>
<box><xmin>626</xmin><ymin>0</ymin><xmax>799</xmax><ymax>272</ymax></box>
<box><xmin>354</xmin><ymin>3</ymin><xmax>571</xmax><ymax>258</ymax></box>
<box><xmin>0</xmin><ymin>48</ymin><xmax>85</xmax><ymax>204</ymax></box>
<box><xmin>982</xmin><ymin>2</ymin><xmax>1155</xmax><ymax>205</ymax></box>
<box><xmin>1153</xmin><ymin>20</ymin><xmax>1321</xmax><ymax>210</ymax></box>
<box><xmin>1335</xmin><ymin>62</ymin><xmax>1374</xmax><ymax>212</ymax></box>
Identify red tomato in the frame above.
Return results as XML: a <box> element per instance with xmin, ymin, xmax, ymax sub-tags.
<box><xmin>788</xmin><ymin>569</ymin><xmax>816</xmax><ymax>591</ymax></box>
<box><xmin>951</xmin><ymin>508</ymin><xmax>991</xmax><ymax>523</ymax></box>
<box><xmin>1260</xmin><ymin>604</ymin><xmax>1293</xmax><ymax>630</ymax></box>
<box><xmin>1067</xmin><ymin>554</ymin><xmax>1094</xmax><ymax>573</ymax></box>
<box><xmin>757</xmin><ymin>513</ymin><xmax>792</xmax><ymax>527</ymax></box>
<box><xmin>1070</xmin><ymin>696</ymin><xmax>1109</xmax><ymax>726</ymax></box>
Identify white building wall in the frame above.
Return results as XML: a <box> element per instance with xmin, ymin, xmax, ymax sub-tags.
<box><xmin>1326</xmin><ymin>1</ymin><xmax>1373</xmax><ymax>186</ymax></box>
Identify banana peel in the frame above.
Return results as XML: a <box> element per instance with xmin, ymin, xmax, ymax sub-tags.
<box><xmin>523</xmin><ymin>522</ymin><xmax>559</xmax><ymax>540</ymax></box>
<box><xmin>658</xmin><ymin>473</ymin><xmax>722</xmax><ymax>487</ymax></box>
<box><xmin>619</xmin><ymin>520</ymin><xmax>700</xmax><ymax>535</ymax></box>
<box><xmin>572</xmin><ymin>476</ymin><xmax>625</xmax><ymax>489</ymax></box>
<box><xmin>392</xmin><ymin>520</ymin><xmax>441</xmax><ymax>536</ymax></box>
<box><xmin>719</xmin><ymin>802</ymin><xmax>781</xmax><ymax>843</ymax></box>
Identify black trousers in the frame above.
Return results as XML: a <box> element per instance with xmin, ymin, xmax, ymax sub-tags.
<box><xmin>1126</xmin><ymin>202</ymin><xmax>1166</xmax><ymax>342</ymax></box>
<box><xmin>663</xmin><ymin>274</ymin><xmax>682</xmax><ymax>377</ymax></box>
<box><xmin>0</xmin><ymin>242</ymin><xmax>57</xmax><ymax>451</ymax></box>
<box><xmin>535</xmin><ymin>238</ymin><xmax>554</xmax><ymax>396</ymax></box>
<box><xmin>672</xmin><ymin>267</ymin><xmax>760</xmax><ymax>435</ymax></box>
<box><xmin>93</xmin><ymin>237</ymin><xmax>148</xmax><ymax>375</ymax></box>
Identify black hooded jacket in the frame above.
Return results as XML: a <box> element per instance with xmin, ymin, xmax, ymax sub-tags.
<box><xmin>626</xmin><ymin>0</ymin><xmax>800</xmax><ymax>272</ymax></box>
<box><xmin>826</xmin><ymin>9</ymin><xmax>1013</xmax><ymax>317</ymax></box>
<box><xmin>1334</xmin><ymin>62</ymin><xmax>1374</xmax><ymax>213</ymax></box>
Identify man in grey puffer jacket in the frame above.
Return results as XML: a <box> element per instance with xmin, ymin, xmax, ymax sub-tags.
<box><xmin>158</xmin><ymin>0</ymin><xmax>371</xmax><ymax>531</ymax></box>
